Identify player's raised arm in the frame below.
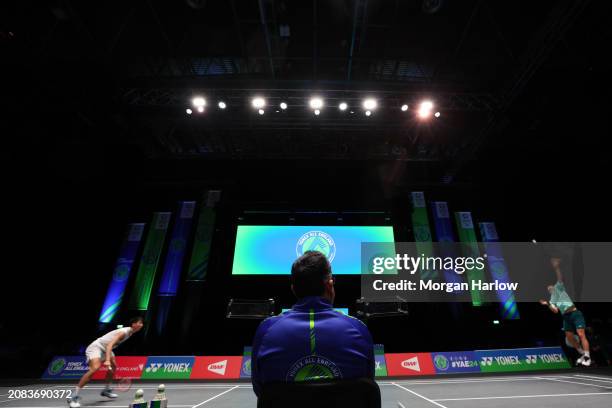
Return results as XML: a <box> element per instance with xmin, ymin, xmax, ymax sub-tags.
<box><xmin>551</xmin><ymin>257</ymin><xmax>563</xmax><ymax>282</ymax></box>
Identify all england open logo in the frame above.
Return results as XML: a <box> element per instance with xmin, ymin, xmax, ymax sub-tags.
<box><xmin>296</xmin><ymin>231</ymin><xmax>336</xmax><ymax>262</ymax></box>
<box><xmin>286</xmin><ymin>355</ymin><xmax>342</xmax><ymax>382</ymax></box>
<box><xmin>48</xmin><ymin>357</ymin><xmax>67</xmax><ymax>375</ymax></box>
<box><xmin>113</xmin><ymin>264</ymin><xmax>130</xmax><ymax>281</ymax></box>
<box><xmin>433</xmin><ymin>354</ymin><xmax>449</xmax><ymax>371</ymax></box>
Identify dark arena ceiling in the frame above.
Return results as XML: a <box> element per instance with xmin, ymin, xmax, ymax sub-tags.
<box><xmin>4</xmin><ymin>0</ymin><xmax>609</xmax><ymax>186</ymax></box>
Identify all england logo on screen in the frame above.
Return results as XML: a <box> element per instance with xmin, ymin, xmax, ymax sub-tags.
<box><xmin>296</xmin><ymin>231</ymin><xmax>336</xmax><ymax>261</ymax></box>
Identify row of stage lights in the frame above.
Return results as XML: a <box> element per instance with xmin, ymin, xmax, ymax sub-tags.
<box><xmin>185</xmin><ymin>97</ymin><xmax>441</xmax><ymax>119</ymax></box>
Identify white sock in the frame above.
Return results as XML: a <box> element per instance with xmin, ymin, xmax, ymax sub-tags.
<box><xmin>74</xmin><ymin>386</ymin><xmax>81</xmax><ymax>396</ymax></box>
<box><xmin>584</xmin><ymin>351</ymin><xmax>590</xmax><ymax>358</ymax></box>
<box><xmin>577</xmin><ymin>348</ymin><xmax>585</xmax><ymax>355</ymax></box>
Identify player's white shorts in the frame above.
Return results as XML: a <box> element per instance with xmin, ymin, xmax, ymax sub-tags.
<box><xmin>85</xmin><ymin>342</ymin><xmax>115</xmax><ymax>363</ymax></box>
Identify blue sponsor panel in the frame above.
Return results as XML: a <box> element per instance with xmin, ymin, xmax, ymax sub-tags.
<box><xmin>431</xmin><ymin>351</ymin><xmax>481</xmax><ymax>374</ymax></box>
<box><xmin>42</xmin><ymin>356</ymin><xmax>88</xmax><ymax>379</ymax></box>
<box><xmin>240</xmin><ymin>346</ymin><xmax>252</xmax><ymax>378</ymax></box>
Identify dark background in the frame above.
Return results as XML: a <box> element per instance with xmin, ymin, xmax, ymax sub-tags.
<box><xmin>2</xmin><ymin>0</ymin><xmax>611</xmax><ymax>377</ymax></box>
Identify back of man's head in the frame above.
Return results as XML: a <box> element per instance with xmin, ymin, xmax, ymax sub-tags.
<box><xmin>291</xmin><ymin>251</ymin><xmax>332</xmax><ymax>299</ymax></box>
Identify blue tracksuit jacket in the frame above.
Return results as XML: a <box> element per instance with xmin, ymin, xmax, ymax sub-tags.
<box><xmin>251</xmin><ymin>296</ymin><xmax>375</xmax><ymax>397</ymax></box>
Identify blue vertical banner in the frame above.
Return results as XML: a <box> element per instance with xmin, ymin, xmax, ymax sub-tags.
<box><xmin>158</xmin><ymin>201</ymin><xmax>197</xmax><ymax>295</ymax></box>
<box><xmin>479</xmin><ymin>222</ymin><xmax>520</xmax><ymax>319</ymax></box>
<box><xmin>430</xmin><ymin>201</ymin><xmax>463</xmax><ymax>285</ymax></box>
<box><xmin>156</xmin><ymin>202</ymin><xmax>196</xmax><ymax>336</ymax></box>
<box><xmin>99</xmin><ymin>223</ymin><xmax>145</xmax><ymax>323</ymax></box>
<box><xmin>186</xmin><ymin>191</ymin><xmax>221</xmax><ymax>281</ymax></box>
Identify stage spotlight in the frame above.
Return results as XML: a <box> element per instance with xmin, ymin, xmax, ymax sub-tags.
<box><xmin>363</xmin><ymin>98</ymin><xmax>377</xmax><ymax>111</ymax></box>
<box><xmin>197</xmin><ymin>106</ymin><xmax>204</xmax><ymax>113</ymax></box>
<box><xmin>417</xmin><ymin>100</ymin><xmax>434</xmax><ymax>119</ymax></box>
<box><xmin>365</xmin><ymin>110</ymin><xmax>372</xmax><ymax>116</ymax></box>
<box><xmin>192</xmin><ymin>97</ymin><xmax>206</xmax><ymax>108</ymax></box>
<box><xmin>339</xmin><ymin>102</ymin><xmax>348</xmax><ymax>111</ymax></box>
<box><xmin>314</xmin><ymin>109</ymin><xmax>321</xmax><ymax>115</ymax></box>
<box><xmin>417</xmin><ymin>109</ymin><xmax>430</xmax><ymax>118</ymax></box>
<box><xmin>218</xmin><ymin>101</ymin><xmax>226</xmax><ymax>109</ymax></box>
<box><xmin>186</xmin><ymin>108</ymin><xmax>192</xmax><ymax>115</ymax></box>
<box><xmin>258</xmin><ymin>109</ymin><xmax>265</xmax><ymax>115</ymax></box>
<box><xmin>280</xmin><ymin>102</ymin><xmax>288</xmax><ymax>110</ymax></box>
<box><xmin>252</xmin><ymin>97</ymin><xmax>266</xmax><ymax>109</ymax></box>
<box><xmin>401</xmin><ymin>104</ymin><xmax>409</xmax><ymax>111</ymax></box>
<box><xmin>434</xmin><ymin>111</ymin><xmax>441</xmax><ymax>118</ymax></box>
<box><xmin>310</xmin><ymin>97</ymin><xmax>324</xmax><ymax>110</ymax></box>
<box><xmin>420</xmin><ymin>100</ymin><xmax>433</xmax><ymax>111</ymax></box>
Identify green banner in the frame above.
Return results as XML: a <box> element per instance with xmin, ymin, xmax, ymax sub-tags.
<box><xmin>476</xmin><ymin>347</ymin><xmax>570</xmax><ymax>373</ymax></box>
<box><xmin>410</xmin><ymin>192</ymin><xmax>437</xmax><ymax>280</ymax></box>
<box><xmin>454</xmin><ymin>212</ymin><xmax>485</xmax><ymax>306</ymax></box>
<box><xmin>141</xmin><ymin>356</ymin><xmax>194</xmax><ymax>379</ymax></box>
<box><xmin>186</xmin><ymin>191</ymin><xmax>220</xmax><ymax>281</ymax></box>
<box><xmin>128</xmin><ymin>212</ymin><xmax>172</xmax><ymax>311</ymax></box>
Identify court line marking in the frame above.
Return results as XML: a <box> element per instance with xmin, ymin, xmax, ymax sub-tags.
<box><xmin>5</xmin><ymin>375</ymin><xmax>545</xmax><ymax>390</ymax></box>
<box><xmin>380</xmin><ymin>376</ymin><xmax>536</xmax><ymax>384</ymax></box>
<box><xmin>550</xmin><ymin>375</ymin><xmax>612</xmax><ymax>385</ymax></box>
<box><xmin>381</xmin><ymin>377</ymin><xmax>538</xmax><ymax>385</ymax></box>
<box><xmin>573</xmin><ymin>374</ymin><xmax>612</xmax><ymax>384</ymax></box>
<box><xmin>392</xmin><ymin>383</ymin><xmax>448</xmax><ymax>408</ymax></box>
<box><xmin>191</xmin><ymin>385</ymin><xmax>239</xmax><ymax>408</ymax></box>
<box><xmin>537</xmin><ymin>376</ymin><xmax>611</xmax><ymax>388</ymax></box>
<box><xmin>434</xmin><ymin>391</ymin><xmax>612</xmax><ymax>401</ymax></box>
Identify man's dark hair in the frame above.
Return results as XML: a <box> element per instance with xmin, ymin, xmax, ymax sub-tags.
<box><xmin>291</xmin><ymin>251</ymin><xmax>332</xmax><ymax>298</ymax></box>
<box><xmin>129</xmin><ymin>316</ymin><xmax>144</xmax><ymax>325</ymax></box>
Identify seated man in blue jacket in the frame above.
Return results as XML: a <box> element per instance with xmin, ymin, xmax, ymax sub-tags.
<box><xmin>251</xmin><ymin>250</ymin><xmax>375</xmax><ymax>397</ymax></box>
